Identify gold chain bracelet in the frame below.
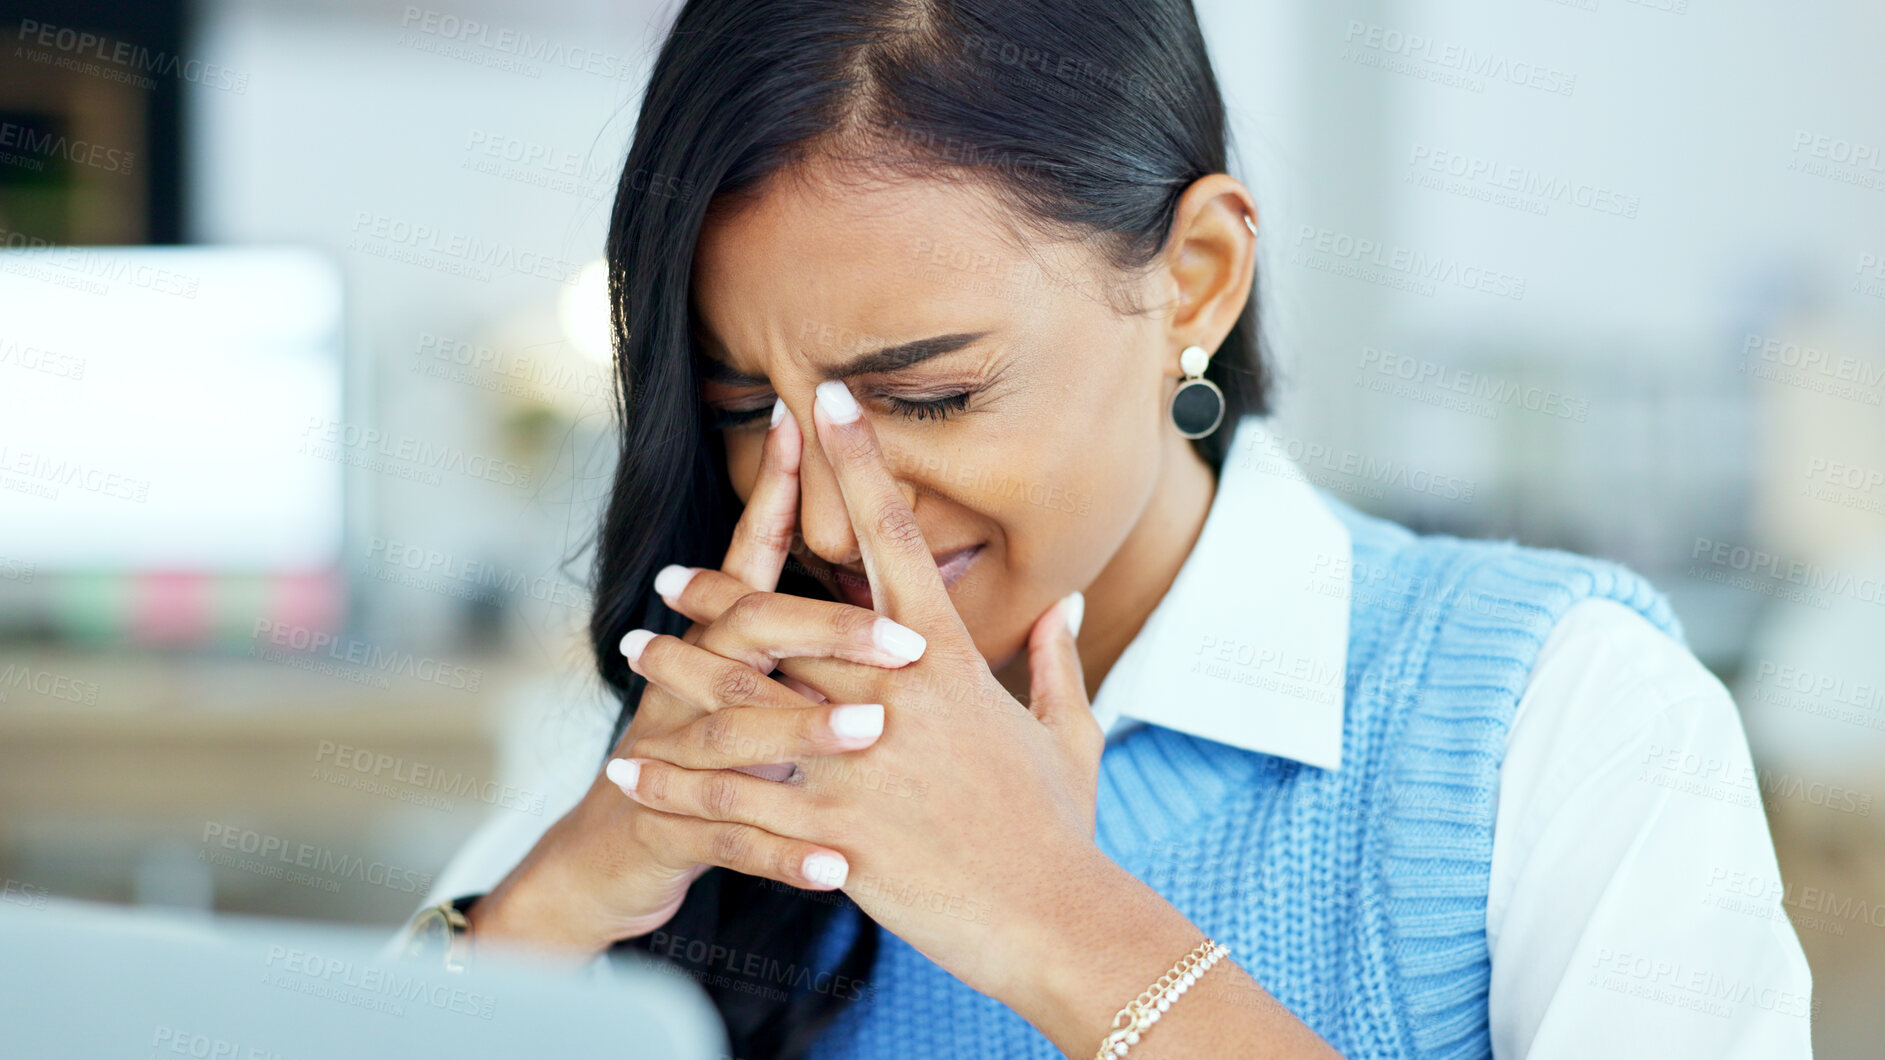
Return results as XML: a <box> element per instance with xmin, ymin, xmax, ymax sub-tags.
<box><xmin>1092</xmin><ymin>938</ymin><xmax>1230</xmax><ymax>1060</ymax></box>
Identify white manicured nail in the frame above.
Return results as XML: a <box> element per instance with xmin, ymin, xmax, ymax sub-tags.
<box><xmin>802</xmin><ymin>852</ymin><xmax>849</xmax><ymax>888</ymax></box>
<box><xmin>1061</xmin><ymin>590</ymin><xmax>1085</xmax><ymax>638</ymax></box>
<box><xmin>815</xmin><ymin>380</ymin><xmax>861</xmax><ymax>424</ymax></box>
<box><xmin>653</xmin><ymin>564</ymin><xmax>697</xmax><ymax>599</ymax></box>
<box><xmin>619</xmin><ymin>628</ymin><xmax>656</xmax><ymax>663</ymax></box>
<box><xmin>829</xmin><ymin>703</ymin><xmax>884</xmax><ymax>742</ymax></box>
<box><xmin>872</xmin><ymin>617</ymin><xmax>926</xmax><ymax>662</ymax></box>
<box><xmin>770</xmin><ymin>396</ymin><xmax>786</xmax><ymax>428</ymax></box>
<box><xmin>605</xmin><ymin>758</ymin><xmax>641</xmax><ymax>794</ymax></box>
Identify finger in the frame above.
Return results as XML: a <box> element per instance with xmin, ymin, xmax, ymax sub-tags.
<box><xmin>810</xmin><ymin>380</ymin><xmax>965</xmax><ymax>636</ymax></box>
<box><xmin>631</xmin><ymin>702</ymin><xmax>884</xmax><ymax>769</ymax></box>
<box><xmin>612</xmin><ymin>782</ymin><xmax>849</xmax><ymax>890</ymax></box>
<box><xmin>1026</xmin><ymin>591</ymin><xmax>1100</xmax><ymax>767</ymax></box>
<box><xmin>720</xmin><ymin>397</ymin><xmax>802</xmax><ymax>593</ymax></box>
<box><xmin>770</xmin><ymin>653</ymin><xmax>1018</xmax><ymax>723</ymax></box>
<box><xmin>620</xmin><ymin>628</ymin><xmax>812</xmax><ymax>713</ymax></box>
<box><xmin>609</xmin><ymin>756</ymin><xmax>823</xmax><ymax>841</ymax></box>
<box><xmin>651</xmin><ymin>568</ymin><xmax>927</xmax><ymax>670</ymax></box>
<box><xmin>776</xmin><ymin>672</ymin><xmax>828</xmax><ymax>704</ymax></box>
<box><xmin>623</xmin><ymin>618</ymin><xmax>880</xmax><ymax>721</ymax></box>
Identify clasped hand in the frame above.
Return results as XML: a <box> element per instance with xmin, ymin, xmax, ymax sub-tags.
<box><xmin>612</xmin><ymin>380</ymin><xmax>1103</xmax><ymax>998</ymax></box>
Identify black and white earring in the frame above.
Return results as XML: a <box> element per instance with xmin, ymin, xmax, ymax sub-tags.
<box><xmin>1170</xmin><ymin>344</ymin><xmax>1226</xmax><ymax>439</ymax></box>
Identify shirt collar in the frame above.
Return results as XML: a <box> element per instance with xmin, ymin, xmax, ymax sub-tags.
<box><xmin>1089</xmin><ymin>414</ymin><xmax>1351</xmax><ymax>771</ymax></box>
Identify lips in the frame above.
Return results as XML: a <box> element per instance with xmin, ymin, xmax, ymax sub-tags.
<box><xmin>830</xmin><ymin>544</ymin><xmax>983</xmax><ymax>610</ymax></box>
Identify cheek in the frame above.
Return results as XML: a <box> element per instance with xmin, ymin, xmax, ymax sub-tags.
<box><xmin>989</xmin><ymin>409</ymin><xmax>1162</xmax><ymax>581</ymax></box>
<box><xmin>723</xmin><ymin>435</ymin><xmax>763</xmax><ymax>504</ymax></box>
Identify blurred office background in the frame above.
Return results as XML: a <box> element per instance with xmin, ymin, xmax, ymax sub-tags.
<box><xmin>0</xmin><ymin>0</ymin><xmax>1880</xmax><ymax>1054</ymax></box>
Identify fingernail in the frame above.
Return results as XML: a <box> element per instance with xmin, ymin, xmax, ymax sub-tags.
<box><xmin>653</xmin><ymin>564</ymin><xmax>697</xmax><ymax>599</ymax></box>
<box><xmin>872</xmin><ymin>617</ymin><xmax>926</xmax><ymax>663</ymax></box>
<box><xmin>770</xmin><ymin>396</ymin><xmax>786</xmax><ymax>428</ymax></box>
<box><xmin>1061</xmin><ymin>590</ymin><xmax>1085</xmax><ymax>638</ymax></box>
<box><xmin>619</xmin><ymin>628</ymin><xmax>656</xmax><ymax>663</ymax></box>
<box><xmin>802</xmin><ymin>851</ymin><xmax>849</xmax><ymax>888</ymax></box>
<box><xmin>815</xmin><ymin>380</ymin><xmax>860</xmax><ymax>424</ymax></box>
<box><xmin>605</xmin><ymin>758</ymin><xmax>641</xmax><ymax>795</ymax></box>
<box><xmin>829</xmin><ymin>703</ymin><xmax>885</xmax><ymax>743</ymax></box>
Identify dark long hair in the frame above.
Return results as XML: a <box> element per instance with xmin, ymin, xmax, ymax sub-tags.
<box><xmin>594</xmin><ymin>1</ymin><xmax>1270</xmax><ymax>1054</ymax></box>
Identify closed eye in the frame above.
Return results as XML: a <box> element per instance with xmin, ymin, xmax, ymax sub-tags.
<box><xmin>883</xmin><ymin>392</ymin><xmax>972</xmax><ymax>422</ymax></box>
<box><xmin>706</xmin><ymin>389</ymin><xmax>976</xmax><ymax>431</ymax></box>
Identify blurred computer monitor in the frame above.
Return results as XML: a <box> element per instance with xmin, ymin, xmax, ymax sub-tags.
<box><xmin>0</xmin><ymin>246</ymin><xmax>345</xmax><ymax>644</ymax></box>
<box><xmin>0</xmin><ymin>897</ymin><xmax>727</xmax><ymax>1060</ymax></box>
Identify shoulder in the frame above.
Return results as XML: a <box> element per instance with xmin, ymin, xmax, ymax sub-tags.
<box><xmin>1491</xmin><ymin>595</ymin><xmax>1753</xmax><ymax>925</ymax></box>
<box><xmin>1484</xmin><ymin>600</ymin><xmax>1814</xmax><ymax>1058</ymax></box>
<box><xmin>1321</xmin><ymin>491</ymin><xmax>1683</xmax><ymax>653</ymax></box>
<box><xmin>1523</xmin><ymin>597</ymin><xmax>1718</xmax><ymax>719</ymax></box>
<box><xmin>1498</xmin><ymin>597</ymin><xmax>1740</xmax><ymax>842</ymax></box>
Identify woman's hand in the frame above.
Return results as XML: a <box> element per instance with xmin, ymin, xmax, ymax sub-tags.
<box><xmin>612</xmin><ymin>380</ymin><xmax>1114</xmax><ymax>1003</ymax></box>
<box><xmin>465</xmin><ymin>399</ymin><xmax>928</xmax><ymax>958</ymax></box>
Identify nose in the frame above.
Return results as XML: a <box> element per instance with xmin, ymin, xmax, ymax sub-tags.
<box><xmin>796</xmin><ymin>421</ymin><xmax>860</xmax><ymax>568</ymax></box>
<box><xmin>789</xmin><ymin>400</ymin><xmax>920</xmax><ymax>569</ymax></box>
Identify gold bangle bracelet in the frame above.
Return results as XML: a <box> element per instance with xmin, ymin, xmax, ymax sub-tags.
<box><xmin>1092</xmin><ymin>938</ymin><xmax>1230</xmax><ymax>1060</ymax></box>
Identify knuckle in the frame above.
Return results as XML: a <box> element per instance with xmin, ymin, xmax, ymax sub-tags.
<box><xmin>701</xmin><ymin>773</ymin><xmax>742</xmax><ymax>819</ymax></box>
<box><xmin>746</xmin><ymin>523</ymin><xmax>795</xmax><ymax>555</ymax></box>
<box><xmin>709</xmin><ymin>824</ymin><xmax>755</xmax><ymax>868</ymax></box>
<box><xmin>872</xmin><ymin>506</ymin><xmax>925</xmax><ymax>551</ymax></box>
<box><xmin>836</xmin><ymin>427</ymin><xmax>878</xmax><ymax>464</ymax></box>
<box><xmin>707</xmin><ymin>662</ymin><xmax>764</xmax><ymax>708</ymax></box>
<box><xmin>697</xmin><ymin>710</ymin><xmax>740</xmax><ymax>755</ymax></box>
<box><xmin>719</xmin><ymin>590</ymin><xmax>767</xmax><ymax>629</ymax></box>
<box><xmin>827</xmin><ymin>603</ymin><xmax>873</xmax><ymax>643</ymax></box>
<box><xmin>637</xmin><ymin>763</ymin><xmax>669</xmax><ymax>802</ymax></box>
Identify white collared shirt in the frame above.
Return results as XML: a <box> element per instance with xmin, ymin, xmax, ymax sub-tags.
<box><xmin>423</xmin><ymin>419</ymin><xmax>1815</xmax><ymax>1058</ymax></box>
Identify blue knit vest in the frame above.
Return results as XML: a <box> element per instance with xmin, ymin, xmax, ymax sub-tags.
<box><xmin>805</xmin><ymin>493</ymin><xmax>1683</xmax><ymax>1059</ymax></box>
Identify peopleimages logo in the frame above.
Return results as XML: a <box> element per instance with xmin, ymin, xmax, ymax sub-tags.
<box><xmin>398</xmin><ymin>6</ymin><xmax>639</xmax><ymax>81</ymax></box>
<box><xmin>0</xmin><ymin>121</ymin><xmax>134</xmax><ymax>174</ymax></box>
<box><xmin>1405</xmin><ymin>143</ymin><xmax>1640</xmax><ymax>219</ymax></box>
<box><xmin>201</xmin><ymin>823</ymin><xmax>432</xmax><ymax>894</ymax></box>
<box><xmin>250</xmin><ymin>619</ymin><xmax>484</xmax><ymax>692</ymax></box>
<box><xmin>1341</xmin><ymin>20</ymin><xmax>1576</xmax><ymax>97</ymax></box>
<box><xmin>1689</xmin><ymin>538</ymin><xmax>1885</xmax><ymax>606</ymax></box>
<box><xmin>1357</xmin><ymin>346</ymin><xmax>1591</xmax><ymax>423</ymax></box>
<box><xmin>13</xmin><ymin>19</ymin><xmax>251</xmax><ymax>93</ymax></box>
<box><xmin>261</xmin><ymin>945</ymin><xmax>496</xmax><ymax>1020</ymax></box>
<box><xmin>299</xmin><ymin>417</ymin><xmax>534</xmax><ymax>490</ymax></box>
<box><xmin>1291</xmin><ymin>225</ymin><xmax>1526</xmax><ymax>301</ymax></box>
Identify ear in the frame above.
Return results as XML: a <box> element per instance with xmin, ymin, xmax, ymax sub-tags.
<box><xmin>1157</xmin><ymin>174</ymin><xmax>1259</xmax><ymax>358</ymax></box>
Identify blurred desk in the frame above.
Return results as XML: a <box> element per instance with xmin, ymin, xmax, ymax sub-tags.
<box><xmin>0</xmin><ymin>648</ymin><xmax>534</xmax><ymax>925</ymax></box>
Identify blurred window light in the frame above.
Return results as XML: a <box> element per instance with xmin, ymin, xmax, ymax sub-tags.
<box><xmin>557</xmin><ymin>258</ymin><xmax>611</xmax><ymax>368</ymax></box>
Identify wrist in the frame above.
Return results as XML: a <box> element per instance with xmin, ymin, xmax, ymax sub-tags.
<box><xmin>467</xmin><ymin>807</ymin><xmax>651</xmax><ymax>960</ymax></box>
<box><xmin>465</xmin><ymin>855</ymin><xmax>615</xmax><ymax>961</ymax></box>
<box><xmin>993</xmin><ymin>850</ymin><xmax>1208</xmax><ymax>1057</ymax></box>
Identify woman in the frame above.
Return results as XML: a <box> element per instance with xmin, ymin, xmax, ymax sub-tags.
<box><xmin>403</xmin><ymin>0</ymin><xmax>1814</xmax><ymax>1057</ymax></box>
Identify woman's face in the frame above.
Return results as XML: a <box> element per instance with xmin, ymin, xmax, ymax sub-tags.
<box><xmin>691</xmin><ymin>164</ymin><xmax>1205</xmax><ymax>673</ymax></box>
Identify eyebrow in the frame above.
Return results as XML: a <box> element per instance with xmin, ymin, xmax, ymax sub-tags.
<box><xmin>696</xmin><ymin>332</ymin><xmax>989</xmax><ymax>387</ymax></box>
